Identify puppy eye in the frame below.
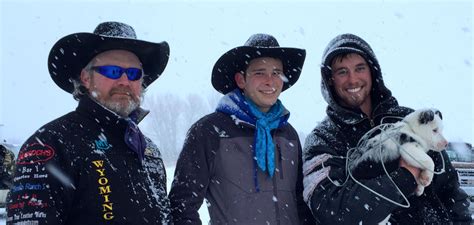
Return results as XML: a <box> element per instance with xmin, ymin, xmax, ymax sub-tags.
<box><xmin>433</xmin><ymin>128</ymin><xmax>438</xmax><ymax>133</ymax></box>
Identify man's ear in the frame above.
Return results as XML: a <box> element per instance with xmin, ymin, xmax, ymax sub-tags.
<box><xmin>80</xmin><ymin>69</ymin><xmax>91</xmax><ymax>89</ymax></box>
<box><xmin>327</xmin><ymin>76</ymin><xmax>334</xmax><ymax>85</ymax></box>
<box><xmin>235</xmin><ymin>72</ymin><xmax>246</xmax><ymax>89</ymax></box>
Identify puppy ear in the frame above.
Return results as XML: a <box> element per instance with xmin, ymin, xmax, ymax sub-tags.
<box><xmin>435</xmin><ymin>110</ymin><xmax>443</xmax><ymax>120</ymax></box>
<box><xmin>418</xmin><ymin>110</ymin><xmax>435</xmax><ymax>124</ymax></box>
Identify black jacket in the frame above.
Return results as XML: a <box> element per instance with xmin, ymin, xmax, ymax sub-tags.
<box><xmin>7</xmin><ymin>96</ymin><xmax>171</xmax><ymax>224</ymax></box>
<box><xmin>303</xmin><ymin>33</ymin><xmax>471</xmax><ymax>224</ymax></box>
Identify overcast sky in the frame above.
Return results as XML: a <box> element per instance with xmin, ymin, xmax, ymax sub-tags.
<box><xmin>0</xmin><ymin>0</ymin><xmax>472</xmax><ymax>146</ymax></box>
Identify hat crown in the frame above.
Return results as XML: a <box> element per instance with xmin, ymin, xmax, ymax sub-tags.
<box><xmin>48</xmin><ymin>21</ymin><xmax>170</xmax><ymax>94</ymax></box>
<box><xmin>93</xmin><ymin>21</ymin><xmax>137</xmax><ymax>39</ymax></box>
<box><xmin>244</xmin><ymin>33</ymin><xmax>280</xmax><ymax>48</ymax></box>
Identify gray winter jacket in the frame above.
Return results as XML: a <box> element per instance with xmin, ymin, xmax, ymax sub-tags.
<box><xmin>169</xmin><ymin>109</ymin><xmax>314</xmax><ymax>225</ymax></box>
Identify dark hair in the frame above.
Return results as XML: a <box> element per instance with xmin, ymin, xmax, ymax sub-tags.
<box><xmin>331</xmin><ymin>53</ymin><xmax>359</xmax><ymax>66</ymax></box>
<box><xmin>241</xmin><ymin>56</ymin><xmax>283</xmax><ymax>78</ymax></box>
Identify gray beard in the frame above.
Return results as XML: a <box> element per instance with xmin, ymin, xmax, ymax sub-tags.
<box><xmin>87</xmin><ymin>83</ymin><xmax>143</xmax><ymax>117</ymax></box>
<box><xmin>102</xmin><ymin>99</ymin><xmax>139</xmax><ymax>117</ymax></box>
<box><xmin>89</xmin><ymin>92</ymin><xmax>141</xmax><ymax>118</ymax></box>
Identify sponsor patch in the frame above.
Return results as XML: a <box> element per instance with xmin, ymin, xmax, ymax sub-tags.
<box><xmin>143</xmin><ymin>137</ymin><xmax>161</xmax><ymax>158</ymax></box>
<box><xmin>94</xmin><ymin>134</ymin><xmax>111</xmax><ymax>152</ymax></box>
<box><xmin>17</xmin><ymin>143</ymin><xmax>55</xmax><ymax>165</ymax></box>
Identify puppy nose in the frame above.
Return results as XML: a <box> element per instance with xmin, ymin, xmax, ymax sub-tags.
<box><xmin>440</xmin><ymin>140</ymin><xmax>448</xmax><ymax>149</ymax></box>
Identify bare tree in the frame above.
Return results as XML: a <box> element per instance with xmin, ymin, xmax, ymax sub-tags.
<box><xmin>142</xmin><ymin>93</ymin><xmax>184</xmax><ymax>163</ymax></box>
<box><xmin>142</xmin><ymin>92</ymin><xmax>221</xmax><ymax>164</ymax></box>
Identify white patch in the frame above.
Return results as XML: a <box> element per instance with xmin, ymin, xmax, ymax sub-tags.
<box><xmin>303</xmin><ymin>166</ymin><xmax>330</xmax><ymax>203</ymax></box>
<box><xmin>303</xmin><ymin>153</ymin><xmax>332</xmax><ymax>176</ymax></box>
<box><xmin>213</xmin><ymin>125</ymin><xmax>229</xmax><ymax>138</ymax></box>
<box><xmin>45</xmin><ymin>163</ymin><xmax>76</xmax><ymax>190</ymax></box>
<box><xmin>378</xmin><ymin>214</ymin><xmax>392</xmax><ymax>225</ymax></box>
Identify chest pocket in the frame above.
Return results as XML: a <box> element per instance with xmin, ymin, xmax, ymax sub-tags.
<box><xmin>214</xmin><ymin>136</ymin><xmax>299</xmax><ymax>194</ymax></box>
<box><xmin>273</xmin><ymin>136</ymin><xmax>299</xmax><ymax>191</ymax></box>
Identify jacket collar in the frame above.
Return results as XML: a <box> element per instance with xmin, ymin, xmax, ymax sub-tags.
<box><xmin>76</xmin><ymin>95</ymin><xmax>149</xmax><ymax>130</ymax></box>
<box><xmin>326</xmin><ymin>96</ymin><xmax>407</xmax><ymax>126</ymax></box>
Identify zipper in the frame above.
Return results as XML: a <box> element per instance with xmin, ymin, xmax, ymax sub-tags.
<box><xmin>276</xmin><ymin>143</ymin><xmax>283</xmax><ymax>179</ymax></box>
<box><xmin>272</xmin><ymin>131</ymin><xmax>284</xmax><ymax>179</ymax></box>
<box><xmin>271</xmin><ymin>130</ymin><xmax>282</xmax><ymax>225</ymax></box>
<box><xmin>369</xmin><ymin>118</ymin><xmax>375</xmax><ymax>127</ymax></box>
<box><xmin>272</xmin><ymin>171</ymin><xmax>281</xmax><ymax>225</ymax></box>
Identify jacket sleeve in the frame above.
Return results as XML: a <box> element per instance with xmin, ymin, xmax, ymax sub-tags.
<box><xmin>295</xmin><ymin>137</ymin><xmax>316</xmax><ymax>225</ymax></box>
<box><xmin>431</xmin><ymin>150</ymin><xmax>472</xmax><ymax>224</ymax></box>
<box><xmin>7</xmin><ymin>129</ymin><xmax>76</xmax><ymax>225</ymax></box>
<box><xmin>169</xmin><ymin>119</ymin><xmax>218</xmax><ymax>225</ymax></box>
<box><xmin>303</xmin><ymin>130</ymin><xmax>418</xmax><ymax>225</ymax></box>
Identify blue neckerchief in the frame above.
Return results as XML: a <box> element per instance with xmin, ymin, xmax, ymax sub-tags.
<box><xmin>216</xmin><ymin>89</ymin><xmax>289</xmax><ymax>178</ymax></box>
<box><xmin>125</xmin><ymin>110</ymin><xmax>146</xmax><ymax>161</ymax></box>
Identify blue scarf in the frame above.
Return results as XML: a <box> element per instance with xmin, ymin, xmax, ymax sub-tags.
<box><xmin>216</xmin><ymin>89</ymin><xmax>289</xmax><ymax>178</ymax></box>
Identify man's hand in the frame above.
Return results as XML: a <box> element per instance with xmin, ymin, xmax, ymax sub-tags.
<box><xmin>399</xmin><ymin>158</ymin><xmax>421</xmax><ymax>179</ymax></box>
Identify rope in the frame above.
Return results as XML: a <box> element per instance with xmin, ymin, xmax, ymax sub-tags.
<box><xmin>325</xmin><ymin>116</ymin><xmax>446</xmax><ymax>208</ymax></box>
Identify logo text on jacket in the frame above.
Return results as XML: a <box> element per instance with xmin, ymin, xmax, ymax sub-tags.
<box><xmin>92</xmin><ymin>160</ymin><xmax>114</xmax><ymax>220</ymax></box>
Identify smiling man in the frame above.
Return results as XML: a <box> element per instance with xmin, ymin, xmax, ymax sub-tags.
<box><xmin>330</xmin><ymin>53</ymin><xmax>372</xmax><ymax>116</ymax></box>
<box><xmin>302</xmin><ymin>33</ymin><xmax>471</xmax><ymax>224</ymax></box>
<box><xmin>7</xmin><ymin>21</ymin><xmax>172</xmax><ymax>224</ymax></box>
<box><xmin>169</xmin><ymin>34</ymin><xmax>314</xmax><ymax>225</ymax></box>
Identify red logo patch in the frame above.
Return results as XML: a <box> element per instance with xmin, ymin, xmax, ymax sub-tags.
<box><xmin>17</xmin><ymin>143</ymin><xmax>55</xmax><ymax>165</ymax></box>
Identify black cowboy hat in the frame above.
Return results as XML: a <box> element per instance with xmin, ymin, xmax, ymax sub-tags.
<box><xmin>211</xmin><ymin>33</ymin><xmax>306</xmax><ymax>94</ymax></box>
<box><xmin>48</xmin><ymin>21</ymin><xmax>170</xmax><ymax>93</ymax></box>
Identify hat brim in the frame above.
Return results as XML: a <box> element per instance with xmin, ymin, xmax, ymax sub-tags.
<box><xmin>48</xmin><ymin>32</ymin><xmax>170</xmax><ymax>93</ymax></box>
<box><xmin>212</xmin><ymin>46</ymin><xmax>306</xmax><ymax>94</ymax></box>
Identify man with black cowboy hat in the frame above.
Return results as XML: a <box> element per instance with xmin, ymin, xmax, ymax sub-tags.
<box><xmin>169</xmin><ymin>34</ymin><xmax>314</xmax><ymax>225</ymax></box>
<box><xmin>7</xmin><ymin>21</ymin><xmax>172</xmax><ymax>224</ymax></box>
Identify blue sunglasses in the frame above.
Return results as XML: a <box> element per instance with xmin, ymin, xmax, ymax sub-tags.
<box><xmin>91</xmin><ymin>65</ymin><xmax>143</xmax><ymax>81</ymax></box>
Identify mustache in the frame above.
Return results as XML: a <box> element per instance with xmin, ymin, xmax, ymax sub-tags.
<box><xmin>109</xmin><ymin>87</ymin><xmax>139</xmax><ymax>101</ymax></box>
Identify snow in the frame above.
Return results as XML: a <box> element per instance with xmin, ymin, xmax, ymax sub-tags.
<box><xmin>0</xmin><ymin>1</ymin><xmax>472</xmax><ymax>224</ymax></box>
<box><xmin>1</xmin><ymin>1</ymin><xmax>472</xmax><ymax>146</ymax></box>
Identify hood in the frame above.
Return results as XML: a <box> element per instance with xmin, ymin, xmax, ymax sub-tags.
<box><xmin>320</xmin><ymin>33</ymin><xmax>392</xmax><ymax>114</ymax></box>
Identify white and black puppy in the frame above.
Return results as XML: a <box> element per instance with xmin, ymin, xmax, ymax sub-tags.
<box><xmin>348</xmin><ymin>108</ymin><xmax>448</xmax><ymax>196</ymax></box>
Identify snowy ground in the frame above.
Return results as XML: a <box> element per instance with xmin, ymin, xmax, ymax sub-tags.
<box><xmin>0</xmin><ymin>208</ymin><xmax>5</xmax><ymax>224</ymax></box>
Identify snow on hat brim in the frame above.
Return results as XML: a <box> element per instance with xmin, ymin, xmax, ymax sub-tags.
<box><xmin>48</xmin><ymin>26</ymin><xmax>169</xmax><ymax>94</ymax></box>
<box><xmin>211</xmin><ymin>46</ymin><xmax>306</xmax><ymax>94</ymax></box>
